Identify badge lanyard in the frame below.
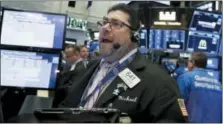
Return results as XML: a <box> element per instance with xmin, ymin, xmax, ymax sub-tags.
<box><xmin>79</xmin><ymin>53</ymin><xmax>136</xmax><ymax>107</ymax></box>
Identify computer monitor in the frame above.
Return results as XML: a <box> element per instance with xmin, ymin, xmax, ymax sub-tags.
<box><xmin>149</xmin><ymin>29</ymin><xmax>185</xmax><ymax>50</ymax></box>
<box><xmin>206</xmin><ymin>57</ymin><xmax>219</xmax><ymax>69</ymax></box>
<box><xmin>189</xmin><ymin>10</ymin><xmax>222</xmax><ymax>34</ymax></box>
<box><xmin>219</xmin><ymin>40</ymin><xmax>222</xmax><ymax>56</ymax></box>
<box><xmin>0</xmin><ymin>8</ymin><xmax>67</xmax><ymax>49</ymax></box>
<box><xmin>89</xmin><ymin>41</ymin><xmax>99</xmax><ymax>53</ymax></box>
<box><xmin>161</xmin><ymin>58</ymin><xmax>178</xmax><ymax>65</ymax></box>
<box><xmin>186</xmin><ymin>31</ymin><xmax>220</xmax><ymax>54</ymax></box>
<box><xmin>206</xmin><ymin>69</ymin><xmax>220</xmax><ymax>81</ymax></box>
<box><xmin>1</xmin><ymin>49</ymin><xmax>60</xmax><ymax>89</ymax></box>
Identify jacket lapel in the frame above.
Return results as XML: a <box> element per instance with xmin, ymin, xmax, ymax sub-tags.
<box><xmin>67</xmin><ymin>60</ymin><xmax>100</xmax><ymax>107</ymax></box>
<box><xmin>95</xmin><ymin>51</ymin><xmax>148</xmax><ymax>107</ymax></box>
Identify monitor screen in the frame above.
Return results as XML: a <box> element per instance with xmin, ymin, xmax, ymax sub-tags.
<box><xmin>89</xmin><ymin>41</ymin><xmax>99</xmax><ymax>53</ymax></box>
<box><xmin>1</xmin><ymin>49</ymin><xmax>59</xmax><ymax>89</ymax></box>
<box><xmin>189</xmin><ymin>10</ymin><xmax>222</xmax><ymax>34</ymax></box>
<box><xmin>1</xmin><ymin>9</ymin><xmax>66</xmax><ymax>49</ymax></box>
<box><xmin>206</xmin><ymin>69</ymin><xmax>220</xmax><ymax>81</ymax></box>
<box><xmin>187</xmin><ymin>31</ymin><xmax>220</xmax><ymax>54</ymax></box>
<box><xmin>206</xmin><ymin>58</ymin><xmax>219</xmax><ymax>69</ymax></box>
<box><xmin>161</xmin><ymin>58</ymin><xmax>178</xmax><ymax>65</ymax></box>
<box><xmin>149</xmin><ymin>29</ymin><xmax>185</xmax><ymax>50</ymax></box>
<box><xmin>139</xmin><ymin>29</ymin><xmax>147</xmax><ymax>47</ymax></box>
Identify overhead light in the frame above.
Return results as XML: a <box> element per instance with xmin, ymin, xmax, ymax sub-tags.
<box><xmin>159</xmin><ymin>11</ymin><xmax>176</xmax><ymax>21</ymax></box>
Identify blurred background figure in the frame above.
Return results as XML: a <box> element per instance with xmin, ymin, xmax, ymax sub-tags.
<box><xmin>91</xmin><ymin>50</ymin><xmax>100</xmax><ymax>60</ymax></box>
<box><xmin>53</xmin><ymin>45</ymin><xmax>87</xmax><ymax>107</ymax></box>
<box><xmin>177</xmin><ymin>52</ymin><xmax>222</xmax><ymax>123</ymax></box>
<box><xmin>173</xmin><ymin>57</ymin><xmax>188</xmax><ymax>80</ymax></box>
<box><xmin>62</xmin><ymin>45</ymin><xmax>83</xmax><ymax>73</ymax></box>
<box><xmin>80</xmin><ymin>45</ymin><xmax>90</xmax><ymax>67</ymax></box>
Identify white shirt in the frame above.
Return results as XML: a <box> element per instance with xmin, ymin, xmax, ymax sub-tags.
<box><xmin>83</xmin><ymin>48</ymin><xmax>137</xmax><ymax>109</ymax></box>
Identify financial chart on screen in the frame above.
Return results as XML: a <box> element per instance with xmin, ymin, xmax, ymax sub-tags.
<box><xmin>149</xmin><ymin>29</ymin><xmax>185</xmax><ymax>50</ymax></box>
<box><xmin>187</xmin><ymin>31</ymin><xmax>220</xmax><ymax>54</ymax></box>
<box><xmin>1</xmin><ymin>10</ymin><xmax>66</xmax><ymax>49</ymax></box>
<box><xmin>189</xmin><ymin>10</ymin><xmax>222</xmax><ymax>34</ymax></box>
<box><xmin>1</xmin><ymin>49</ymin><xmax>59</xmax><ymax>89</ymax></box>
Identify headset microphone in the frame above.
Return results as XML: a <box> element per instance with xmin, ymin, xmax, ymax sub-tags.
<box><xmin>113</xmin><ymin>42</ymin><xmax>121</xmax><ymax>50</ymax></box>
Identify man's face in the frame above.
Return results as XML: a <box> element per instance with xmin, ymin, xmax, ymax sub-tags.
<box><xmin>65</xmin><ymin>48</ymin><xmax>79</xmax><ymax>63</ymax></box>
<box><xmin>99</xmin><ymin>10</ymin><xmax>132</xmax><ymax>55</ymax></box>
<box><xmin>80</xmin><ymin>47</ymin><xmax>89</xmax><ymax>59</ymax></box>
<box><xmin>187</xmin><ymin>59</ymin><xmax>195</xmax><ymax>71</ymax></box>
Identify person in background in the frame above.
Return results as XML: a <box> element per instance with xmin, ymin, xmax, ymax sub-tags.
<box><xmin>172</xmin><ymin>57</ymin><xmax>188</xmax><ymax>80</ymax></box>
<box><xmin>53</xmin><ymin>45</ymin><xmax>87</xmax><ymax>107</ymax></box>
<box><xmin>62</xmin><ymin>45</ymin><xmax>83</xmax><ymax>72</ymax></box>
<box><xmin>177</xmin><ymin>52</ymin><xmax>222</xmax><ymax>123</ymax></box>
<box><xmin>80</xmin><ymin>45</ymin><xmax>90</xmax><ymax>67</ymax></box>
<box><xmin>59</xmin><ymin>3</ymin><xmax>187</xmax><ymax>122</ymax></box>
<box><xmin>91</xmin><ymin>50</ymin><xmax>101</xmax><ymax>60</ymax></box>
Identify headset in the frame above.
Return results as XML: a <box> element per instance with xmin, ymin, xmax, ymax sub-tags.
<box><xmin>131</xmin><ymin>31</ymin><xmax>139</xmax><ymax>43</ymax></box>
<box><xmin>113</xmin><ymin>31</ymin><xmax>139</xmax><ymax>50</ymax></box>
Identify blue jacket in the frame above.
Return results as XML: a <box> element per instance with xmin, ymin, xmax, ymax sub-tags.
<box><xmin>177</xmin><ymin>68</ymin><xmax>222</xmax><ymax>123</ymax></box>
<box><xmin>173</xmin><ymin>66</ymin><xmax>187</xmax><ymax>80</ymax></box>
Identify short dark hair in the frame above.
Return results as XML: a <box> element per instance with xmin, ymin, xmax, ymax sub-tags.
<box><xmin>191</xmin><ymin>52</ymin><xmax>207</xmax><ymax>68</ymax></box>
<box><xmin>65</xmin><ymin>45</ymin><xmax>80</xmax><ymax>53</ymax></box>
<box><xmin>107</xmin><ymin>3</ymin><xmax>140</xmax><ymax>31</ymax></box>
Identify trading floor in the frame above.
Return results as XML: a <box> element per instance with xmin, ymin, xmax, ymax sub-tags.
<box><xmin>0</xmin><ymin>1</ymin><xmax>222</xmax><ymax>123</ymax></box>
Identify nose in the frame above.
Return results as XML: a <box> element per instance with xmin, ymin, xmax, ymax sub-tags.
<box><xmin>102</xmin><ymin>23</ymin><xmax>111</xmax><ymax>32</ymax></box>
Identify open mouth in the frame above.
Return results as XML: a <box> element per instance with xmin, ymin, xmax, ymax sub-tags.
<box><xmin>101</xmin><ymin>39</ymin><xmax>113</xmax><ymax>43</ymax></box>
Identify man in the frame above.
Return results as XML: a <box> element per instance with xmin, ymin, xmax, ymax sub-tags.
<box><xmin>59</xmin><ymin>4</ymin><xmax>187</xmax><ymax>122</ymax></box>
<box><xmin>80</xmin><ymin>45</ymin><xmax>90</xmax><ymax>67</ymax></box>
<box><xmin>62</xmin><ymin>45</ymin><xmax>85</xmax><ymax>72</ymax></box>
<box><xmin>53</xmin><ymin>45</ymin><xmax>87</xmax><ymax>107</ymax></box>
<box><xmin>172</xmin><ymin>57</ymin><xmax>188</xmax><ymax>80</ymax></box>
<box><xmin>80</xmin><ymin>45</ymin><xmax>90</xmax><ymax>60</ymax></box>
<box><xmin>177</xmin><ymin>52</ymin><xmax>222</xmax><ymax>123</ymax></box>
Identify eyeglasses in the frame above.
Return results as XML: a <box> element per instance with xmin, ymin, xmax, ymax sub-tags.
<box><xmin>97</xmin><ymin>18</ymin><xmax>133</xmax><ymax>30</ymax></box>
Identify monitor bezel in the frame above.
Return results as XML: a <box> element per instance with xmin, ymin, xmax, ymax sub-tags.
<box><xmin>148</xmin><ymin>28</ymin><xmax>187</xmax><ymax>51</ymax></box>
<box><xmin>0</xmin><ymin>48</ymin><xmax>61</xmax><ymax>90</ymax></box>
<box><xmin>0</xmin><ymin>7</ymin><xmax>67</xmax><ymax>51</ymax></box>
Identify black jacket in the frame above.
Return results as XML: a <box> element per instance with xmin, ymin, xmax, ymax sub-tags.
<box><xmin>0</xmin><ymin>95</ymin><xmax>3</xmax><ymax>122</ymax></box>
<box><xmin>59</xmin><ymin>52</ymin><xmax>187</xmax><ymax>123</ymax></box>
<box><xmin>53</xmin><ymin>61</ymin><xmax>88</xmax><ymax>107</ymax></box>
